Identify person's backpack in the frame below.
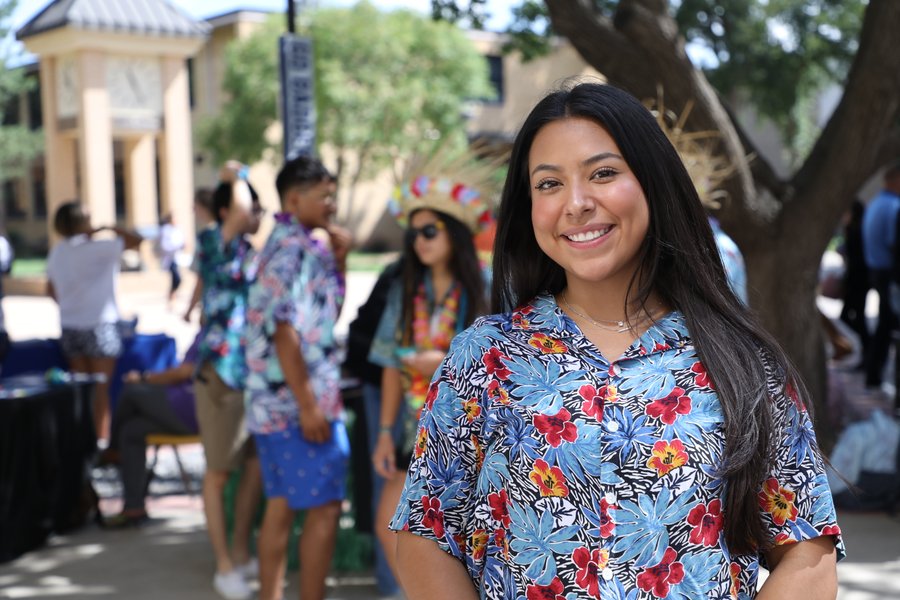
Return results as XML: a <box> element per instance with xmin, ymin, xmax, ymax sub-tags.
<box><xmin>828</xmin><ymin>410</ymin><xmax>900</xmax><ymax>513</ymax></box>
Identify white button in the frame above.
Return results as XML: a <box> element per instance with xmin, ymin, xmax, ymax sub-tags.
<box><xmin>601</xmin><ymin>567</ymin><xmax>613</xmax><ymax>580</ymax></box>
<box><xmin>611</xmin><ymin>364</ymin><xmax>621</xmax><ymax>377</ymax></box>
<box><xmin>605</xmin><ymin>492</ymin><xmax>617</xmax><ymax>504</ymax></box>
<box><xmin>607</xmin><ymin>421</ymin><xmax>619</xmax><ymax>432</ymax></box>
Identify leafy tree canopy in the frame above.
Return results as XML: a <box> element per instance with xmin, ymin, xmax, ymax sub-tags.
<box><xmin>197</xmin><ymin>0</ymin><xmax>494</xmax><ymax>186</ymax></box>
<box><xmin>448</xmin><ymin>0</ymin><xmax>865</xmax><ymax>157</ymax></box>
<box><xmin>0</xmin><ymin>0</ymin><xmax>43</xmax><ymax>181</ymax></box>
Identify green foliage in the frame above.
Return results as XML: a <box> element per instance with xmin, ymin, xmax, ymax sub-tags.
<box><xmin>196</xmin><ymin>1</ymin><xmax>494</xmax><ymax>183</ymax></box>
<box><xmin>675</xmin><ymin>0</ymin><xmax>864</xmax><ymax>138</ymax></box>
<box><xmin>195</xmin><ymin>18</ymin><xmax>281</xmax><ymax>165</ymax></box>
<box><xmin>306</xmin><ymin>1</ymin><xmax>494</xmax><ymax>182</ymax></box>
<box><xmin>0</xmin><ymin>0</ymin><xmax>43</xmax><ymax>181</ymax></box>
<box><xmin>432</xmin><ymin>0</ymin><xmax>489</xmax><ymax>29</ymax></box>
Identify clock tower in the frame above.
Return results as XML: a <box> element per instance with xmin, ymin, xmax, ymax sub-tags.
<box><xmin>17</xmin><ymin>0</ymin><xmax>209</xmax><ymax>250</ymax></box>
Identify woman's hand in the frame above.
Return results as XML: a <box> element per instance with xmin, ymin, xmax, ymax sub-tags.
<box><xmin>372</xmin><ymin>432</ymin><xmax>397</xmax><ymax>479</ymax></box>
<box><xmin>402</xmin><ymin>350</ymin><xmax>446</xmax><ymax>379</ymax></box>
<box><xmin>123</xmin><ymin>370</ymin><xmax>141</xmax><ymax>383</ymax></box>
<box><xmin>327</xmin><ymin>225</ymin><xmax>353</xmax><ymax>271</ymax></box>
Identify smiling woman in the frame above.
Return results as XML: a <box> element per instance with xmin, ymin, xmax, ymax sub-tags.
<box><xmin>388</xmin><ymin>82</ymin><xmax>844</xmax><ymax>600</ymax></box>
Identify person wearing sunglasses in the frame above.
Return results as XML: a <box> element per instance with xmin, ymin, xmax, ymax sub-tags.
<box><xmin>368</xmin><ymin>149</ymin><xmax>500</xmax><ymax>584</ymax></box>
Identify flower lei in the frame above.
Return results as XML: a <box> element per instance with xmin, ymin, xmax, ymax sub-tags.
<box><xmin>404</xmin><ymin>280</ymin><xmax>461</xmax><ymax>414</ymax></box>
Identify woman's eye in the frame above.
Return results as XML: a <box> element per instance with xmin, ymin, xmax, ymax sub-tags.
<box><xmin>591</xmin><ymin>167</ymin><xmax>617</xmax><ymax>180</ymax></box>
<box><xmin>533</xmin><ymin>179</ymin><xmax>560</xmax><ymax>191</ymax></box>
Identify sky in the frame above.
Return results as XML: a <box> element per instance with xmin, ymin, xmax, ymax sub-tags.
<box><xmin>11</xmin><ymin>0</ymin><xmax>519</xmax><ymax>32</ymax></box>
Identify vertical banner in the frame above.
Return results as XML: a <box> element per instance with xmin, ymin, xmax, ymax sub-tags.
<box><xmin>279</xmin><ymin>34</ymin><xmax>316</xmax><ymax>160</ymax></box>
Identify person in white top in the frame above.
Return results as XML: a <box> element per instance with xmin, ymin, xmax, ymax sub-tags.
<box><xmin>156</xmin><ymin>212</ymin><xmax>186</xmax><ymax>307</ymax></box>
<box><xmin>46</xmin><ymin>201</ymin><xmax>143</xmax><ymax>442</ymax></box>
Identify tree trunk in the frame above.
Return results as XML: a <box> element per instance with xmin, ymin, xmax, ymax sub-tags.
<box><xmin>543</xmin><ymin>0</ymin><xmax>900</xmax><ymax>448</ymax></box>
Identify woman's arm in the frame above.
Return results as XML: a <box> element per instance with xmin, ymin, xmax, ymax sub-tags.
<box><xmin>757</xmin><ymin>536</ymin><xmax>837</xmax><ymax>599</ymax></box>
<box><xmin>183</xmin><ymin>279</ymin><xmax>203</xmax><ymax>322</ymax></box>
<box><xmin>372</xmin><ymin>366</ymin><xmax>403</xmax><ymax>478</ymax></box>
<box><xmin>396</xmin><ymin>531</ymin><xmax>477</xmax><ymax>600</ymax></box>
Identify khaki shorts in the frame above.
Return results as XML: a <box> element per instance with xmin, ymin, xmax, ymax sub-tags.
<box><xmin>193</xmin><ymin>362</ymin><xmax>253</xmax><ymax>472</ymax></box>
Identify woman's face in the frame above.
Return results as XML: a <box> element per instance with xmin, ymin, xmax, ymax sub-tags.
<box><xmin>409</xmin><ymin>209</ymin><xmax>453</xmax><ymax>270</ymax></box>
<box><xmin>529</xmin><ymin>117</ymin><xmax>649</xmax><ymax>293</ymax></box>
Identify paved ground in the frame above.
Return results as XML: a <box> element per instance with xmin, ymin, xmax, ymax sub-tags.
<box><xmin>2</xmin><ymin>268</ymin><xmax>900</xmax><ymax>598</ymax></box>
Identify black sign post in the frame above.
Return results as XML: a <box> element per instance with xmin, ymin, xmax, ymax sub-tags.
<box><xmin>279</xmin><ymin>33</ymin><xmax>316</xmax><ymax>161</ymax></box>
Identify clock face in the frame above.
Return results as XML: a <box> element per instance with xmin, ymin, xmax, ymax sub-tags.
<box><xmin>55</xmin><ymin>56</ymin><xmax>79</xmax><ymax>119</ymax></box>
<box><xmin>107</xmin><ymin>56</ymin><xmax>162</xmax><ymax>116</ymax></box>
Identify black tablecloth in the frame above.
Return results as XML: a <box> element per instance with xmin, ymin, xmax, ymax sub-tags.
<box><xmin>0</xmin><ymin>382</ymin><xmax>97</xmax><ymax>563</ymax></box>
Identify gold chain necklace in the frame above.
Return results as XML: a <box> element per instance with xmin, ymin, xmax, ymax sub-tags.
<box><xmin>561</xmin><ymin>292</ymin><xmax>653</xmax><ymax>334</ymax></box>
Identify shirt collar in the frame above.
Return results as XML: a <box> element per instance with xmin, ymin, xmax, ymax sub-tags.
<box><xmin>513</xmin><ymin>293</ymin><xmax>689</xmax><ymax>358</ymax></box>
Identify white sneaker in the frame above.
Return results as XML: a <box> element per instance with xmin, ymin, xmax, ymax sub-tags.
<box><xmin>236</xmin><ymin>557</ymin><xmax>259</xmax><ymax>580</ymax></box>
<box><xmin>213</xmin><ymin>570</ymin><xmax>252</xmax><ymax>600</ymax></box>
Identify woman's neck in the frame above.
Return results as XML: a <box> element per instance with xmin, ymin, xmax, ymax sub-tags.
<box><xmin>563</xmin><ymin>278</ymin><xmax>662</xmax><ymax>323</ymax></box>
<box><xmin>428</xmin><ymin>263</ymin><xmax>454</xmax><ymax>300</ymax></box>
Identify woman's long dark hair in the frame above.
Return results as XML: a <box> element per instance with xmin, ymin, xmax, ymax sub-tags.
<box><xmin>399</xmin><ymin>210</ymin><xmax>486</xmax><ymax>345</ymax></box>
<box><xmin>492</xmin><ymin>82</ymin><xmax>805</xmax><ymax>554</ymax></box>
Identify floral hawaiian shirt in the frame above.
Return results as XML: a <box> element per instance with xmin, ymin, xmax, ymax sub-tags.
<box><xmin>391</xmin><ymin>293</ymin><xmax>844</xmax><ymax>599</ymax></box>
<box><xmin>244</xmin><ymin>213</ymin><xmax>346</xmax><ymax>435</ymax></box>
<box><xmin>196</xmin><ymin>225</ymin><xmax>257</xmax><ymax>390</ymax></box>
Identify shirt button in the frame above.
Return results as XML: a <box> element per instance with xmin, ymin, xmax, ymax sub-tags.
<box><xmin>611</xmin><ymin>364</ymin><xmax>621</xmax><ymax>377</ymax></box>
<box><xmin>606</xmin><ymin>421</ymin><xmax>619</xmax><ymax>432</ymax></box>
<box><xmin>605</xmin><ymin>492</ymin><xmax>617</xmax><ymax>504</ymax></box>
<box><xmin>602</xmin><ymin>567</ymin><xmax>614</xmax><ymax>580</ymax></box>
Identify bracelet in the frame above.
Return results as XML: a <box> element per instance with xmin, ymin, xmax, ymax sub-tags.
<box><xmin>379</xmin><ymin>424</ymin><xmax>393</xmax><ymax>434</ymax></box>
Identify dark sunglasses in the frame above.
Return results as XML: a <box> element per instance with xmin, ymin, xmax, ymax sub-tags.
<box><xmin>405</xmin><ymin>221</ymin><xmax>444</xmax><ymax>243</ymax></box>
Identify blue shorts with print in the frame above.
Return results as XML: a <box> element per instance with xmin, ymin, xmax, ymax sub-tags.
<box><xmin>254</xmin><ymin>421</ymin><xmax>349</xmax><ymax>510</ymax></box>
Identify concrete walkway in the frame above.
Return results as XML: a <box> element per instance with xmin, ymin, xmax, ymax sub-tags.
<box><xmin>2</xmin><ymin>270</ymin><xmax>900</xmax><ymax>598</ymax></box>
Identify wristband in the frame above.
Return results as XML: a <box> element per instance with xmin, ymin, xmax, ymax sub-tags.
<box><xmin>379</xmin><ymin>424</ymin><xmax>393</xmax><ymax>435</ymax></box>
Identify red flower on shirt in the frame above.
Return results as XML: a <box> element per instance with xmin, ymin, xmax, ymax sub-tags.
<box><xmin>577</xmin><ymin>384</ymin><xmax>601</xmax><ymax>420</ymax></box>
<box><xmin>686</xmin><ymin>499</ymin><xmax>723</xmax><ymax>547</ymax></box>
<box><xmin>599</xmin><ymin>496</ymin><xmax>616</xmax><ymax>538</ymax></box>
<box><xmin>758</xmin><ymin>477</ymin><xmax>799</xmax><ymax>526</ymax></box>
<box><xmin>424</xmin><ymin>382</ymin><xmax>439</xmax><ymax>411</ymax></box>
<box><xmin>636</xmin><ymin>547</ymin><xmax>685</xmax><ymax>598</ymax></box>
<box><xmin>691</xmin><ymin>361</ymin><xmax>714</xmax><ymax>389</ymax></box>
<box><xmin>526</xmin><ymin>576</ymin><xmax>566</xmax><ymax>600</ymax></box>
<box><xmin>647</xmin><ymin>439</ymin><xmax>689</xmax><ymax>476</ymax></box>
<box><xmin>572</xmin><ymin>547</ymin><xmax>608</xmax><ymax>598</ymax></box>
<box><xmin>420</xmin><ymin>496</ymin><xmax>445</xmax><ymax>538</ymax></box>
<box><xmin>471</xmin><ymin>529</ymin><xmax>489</xmax><ymax>560</ymax></box>
<box><xmin>533</xmin><ymin>408</ymin><xmax>579</xmax><ymax>447</ymax></box>
<box><xmin>528</xmin><ymin>332</ymin><xmax>568</xmax><ymax>354</ymax></box>
<box><xmin>645</xmin><ymin>386</ymin><xmax>692</xmax><ymax>424</ymax></box>
<box><xmin>529</xmin><ymin>459</ymin><xmax>569</xmax><ymax>497</ymax></box>
<box><xmin>488</xmin><ymin>489</ymin><xmax>511</xmax><ymax>527</ymax></box>
<box><xmin>482</xmin><ymin>347</ymin><xmax>512</xmax><ymax>380</ymax></box>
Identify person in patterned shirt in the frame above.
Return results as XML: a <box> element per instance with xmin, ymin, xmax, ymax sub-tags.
<box><xmin>244</xmin><ymin>156</ymin><xmax>351</xmax><ymax>600</ymax></box>
<box><xmin>390</xmin><ymin>82</ymin><xmax>843</xmax><ymax>599</ymax></box>
<box><xmin>194</xmin><ymin>168</ymin><xmax>264</xmax><ymax>600</ymax></box>
<box><xmin>369</xmin><ymin>148</ymin><xmax>495</xmax><ymax>585</ymax></box>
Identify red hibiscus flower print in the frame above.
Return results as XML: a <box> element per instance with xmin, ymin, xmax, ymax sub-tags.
<box><xmin>758</xmin><ymin>477</ymin><xmax>799</xmax><ymax>526</ymax></box>
<box><xmin>472</xmin><ymin>434</ymin><xmax>484</xmax><ymax>470</ymax></box>
<box><xmin>636</xmin><ymin>547</ymin><xmax>685</xmax><ymax>598</ymax></box>
<box><xmin>483</xmin><ymin>347</ymin><xmax>512</xmax><ymax>380</ymax></box>
<box><xmin>512</xmin><ymin>312</ymin><xmax>531</xmax><ymax>330</ymax></box>
<box><xmin>420</xmin><ymin>496</ymin><xmax>445</xmax><ymax>538</ymax></box>
<box><xmin>822</xmin><ymin>525</ymin><xmax>842</xmax><ymax>537</ymax></box>
<box><xmin>647</xmin><ymin>439</ymin><xmax>689</xmax><ymax>476</ymax></box>
<box><xmin>493</xmin><ymin>527</ymin><xmax>509</xmax><ymax>559</ymax></box>
<box><xmin>572</xmin><ymin>547</ymin><xmax>608</xmax><ymax>598</ymax></box>
<box><xmin>533</xmin><ymin>408</ymin><xmax>579</xmax><ymax>447</ymax></box>
<box><xmin>471</xmin><ymin>529</ymin><xmax>489</xmax><ymax>560</ymax></box>
<box><xmin>529</xmin><ymin>459</ymin><xmax>569</xmax><ymax>497</ymax></box>
<box><xmin>691</xmin><ymin>361</ymin><xmax>714</xmax><ymax>389</ymax></box>
<box><xmin>526</xmin><ymin>577</ymin><xmax>566</xmax><ymax>600</ymax></box>
<box><xmin>528</xmin><ymin>332</ymin><xmax>568</xmax><ymax>354</ymax></box>
<box><xmin>488</xmin><ymin>489</ymin><xmax>511</xmax><ymax>527</ymax></box>
<box><xmin>424</xmin><ymin>382</ymin><xmax>439</xmax><ymax>410</ymax></box>
<box><xmin>579</xmin><ymin>384</ymin><xmax>614</xmax><ymax>420</ymax></box>
<box><xmin>786</xmin><ymin>381</ymin><xmax>805</xmax><ymax>412</ymax></box>
<box><xmin>686</xmin><ymin>499</ymin><xmax>723</xmax><ymax>547</ymax></box>
<box><xmin>646</xmin><ymin>387</ymin><xmax>692</xmax><ymax>424</ymax></box>
<box><xmin>487</xmin><ymin>379</ymin><xmax>510</xmax><ymax>405</ymax></box>
<box><xmin>599</xmin><ymin>496</ymin><xmax>616</xmax><ymax>538</ymax></box>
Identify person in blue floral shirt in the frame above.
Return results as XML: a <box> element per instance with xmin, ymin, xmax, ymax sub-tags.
<box><xmin>244</xmin><ymin>156</ymin><xmax>351</xmax><ymax>600</ymax></box>
<box><xmin>194</xmin><ymin>167</ymin><xmax>264</xmax><ymax>600</ymax></box>
<box><xmin>390</xmin><ymin>83</ymin><xmax>844</xmax><ymax>599</ymax></box>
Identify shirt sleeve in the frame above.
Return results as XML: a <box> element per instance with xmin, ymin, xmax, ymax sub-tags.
<box><xmin>757</xmin><ymin>370</ymin><xmax>845</xmax><ymax>565</ymax></box>
<box><xmin>261</xmin><ymin>245</ymin><xmax>302</xmax><ymax>336</ymax></box>
<box><xmin>388</xmin><ymin>330</ymin><xmax>486</xmax><ymax>578</ymax></box>
<box><xmin>367</xmin><ymin>281</ymin><xmax>403</xmax><ymax>369</ymax></box>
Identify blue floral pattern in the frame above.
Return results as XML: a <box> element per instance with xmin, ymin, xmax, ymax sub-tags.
<box><xmin>391</xmin><ymin>294</ymin><xmax>844</xmax><ymax>599</ymax></box>
<box><xmin>195</xmin><ymin>225</ymin><xmax>257</xmax><ymax>389</ymax></box>
<box><xmin>244</xmin><ymin>213</ymin><xmax>345</xmax><ymax>434</ymax></box>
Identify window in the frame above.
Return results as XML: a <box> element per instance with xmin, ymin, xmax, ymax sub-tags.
<box><xmin>27</xmin><ymin>84</ymin><xmax>42</xmax><ymax>130</ymax></box>
<box><xmin>187</xmin><ymin>58</ymin><xmax>195</xmax><ymax>109</ymax></box>
<box><xmin>32</xmin><ymin>166</ymin><xmax>46</xmax><ymax>218</ymax></box>
<box><xmin>485</xmin><ymin>55</ymin><xmax>504</xmax><ymax>104</ymax></box>
<box><xmin>2</xmin><ymin>94</ymin><xmax>20</xmax><ymax>126</ymax></box>
<box><xmin>4</xmin><ymin>181</ymin><xmax>26</xmax><ymax>220</ymax></box>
